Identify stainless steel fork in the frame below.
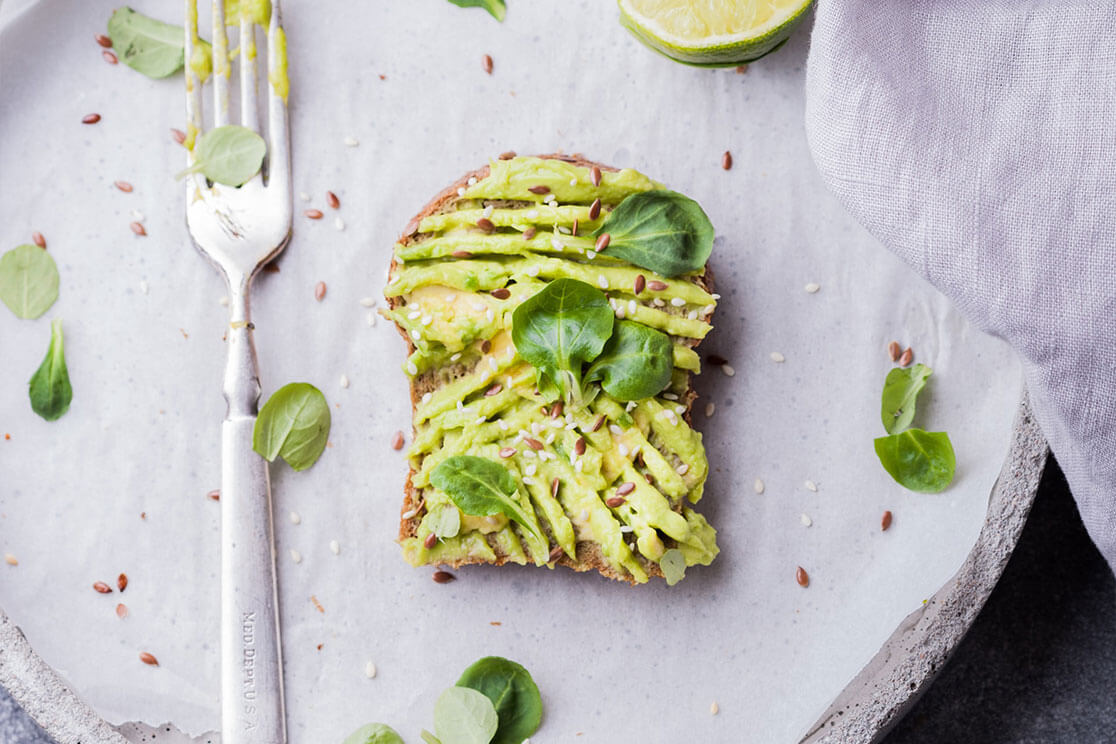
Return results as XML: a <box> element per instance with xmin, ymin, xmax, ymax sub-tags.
<box><xmin>183</xmin><ymin>2</ymin><xmax>291</xmax><ymax>742</ymax></box>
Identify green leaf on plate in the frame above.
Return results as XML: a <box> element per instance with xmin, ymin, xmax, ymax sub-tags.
<box><xmin>253</xmin><ymin>382</ymin><xmax>331</xmax><ymax>471</ymax></box>
<box><xmin>28</xmin><ymin>319</ymin><xmax>72</xmax><ymax>421</ymax></box>
<box><xmin>447</xmin><ymin>0</ymin><xmax>506</xmax><ymax>22</ymax></box>
<box><xmin>176</xmin><ymin>125</ymin><xmax>267</xmax><ymax>187</ymax></box>
<box><xmin>873</xmin><ymin>429</ymin><xmax>956</xmax><ymax>493</ymax></box>
<box><xmin>585</xmin><ymin>319</ymin><xmax>673</xmax><ymax>401</ymax></box>
<box><xmin>457</xmin><ymin>656</ymin><xmax>542</xmax><ymax>744</ymax></box>
<box><xmin>433</xmin><ymin>686</ymin><xmax>499</xmax><ymax>744</ymax></box>
<box><xmin>592</xmin><ymin>190</ymin><xmax>713</xmax><ymax>278</ymax></box>
<box><xmin>108</xmin><ymin>6</ymin><xmax>211</xmax><ymax>79</ymax></box>
<box><xmin>341</xmin><ymin>723</ymin><xmax>405</xmax><ymax>744</ymax></box>
<box><xmin>881</xmin><ymin>363</ymin><xmax>932</xmax><ymax>434</ymax></box>
<box><xmin>0</xmin><ymin>244</ymin><xmax>59</xmax><ymax>320</ymax></box>
<box><xmin>431</xmin><ymin>456</ymin><xmax>542</xmax><ymax>542</ymax></box>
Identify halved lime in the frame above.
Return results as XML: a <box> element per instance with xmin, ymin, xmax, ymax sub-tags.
<box><xmin>618</xmin><ymin>0</ymin><xmax>814</xmax><ymax>67</ymax></box>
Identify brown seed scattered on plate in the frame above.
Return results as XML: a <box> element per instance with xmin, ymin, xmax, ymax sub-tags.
<box><xmin>4</xmin><ymin>554</ymin><xmax>18</xmax><ymax>566</ymax></box>
<box><xmin>314</xmin><ymin>281</ymin><xmax>327</xmax><ymax>301</ymax></box>
<box><xmin>95</xmin><ymin>33</ymin><xmax>113</xmax><ymax>48</ymax></box>
<box><xmin>139</xmin><ymin>652</ymin><xmax>159</xmax><ymax>666</ymax></box>
<box><xmin>103</xmin><ymin>50</ymin><xmax>118</xmax><ymax>64</ymax></box>
<box><xmin>93</xmin><ymin>581</ymin><xmax>112</xmax><ymax>594</ymax></box>
<box><xmin>721</xmin><ymin>151</ymin><xmax>733</xmax><ymax>170</ymax></box>
<box><xmin>881</xmin><ymin>510</ymin><xmax>893</xmax><ymax>531</ymax></box>
<box><xmin>595</xmin><ymin>233</ymin><xmax>610</xmax><ymax>252</ymax></box>
<box><xmin>115</xmin><ymin>603</ymin><xmax>128</xmax><ymax>619</ymax></box>
<box><xmin>326</xmin><ymin>191</ymin><xmax>340</xmax><ymax>209</ymax></box>
<box><xmin>735</xmin><ymin>64</ymin><xmax>749</xmax><ymax>74</ymax></box>
<box><xmin>433</xmin><ymin>570</ymin><xmax>456</xmax><ymax>584</ymax></box>
<box><xmin>304</xmin><ymin>209</ymin><xmax>323</xmax><ymax>220</ymax></box>
<box><xmin>31</xmin><ymin>232</ymin><xmax>46</xmax><ymax>249</ymax></box>
<box><xmin>887</xmin><ymin>341</ymin><xmax>901</xmax><ymax>362</ymax></box>
<box><xmin>795</xmin><ymin>566</ymin><xmax>810</xmax><ymax>587</ymax></box>
<box><xmin>423</xmin><ymin>533</ymin><xmax>437</xmax><ymax>550</ymax></box>
<box><xmin>170</xmin><ymin>128</ymin><xmax>187</xmax><ymax>144</ymax></box>
<box><xmin>898</xmin><ymin>347</ymin><xmax>913</xmax><ymax>367</ymax></box>
<box><xmin>498</xmin><ymin>150</ymin><xmax>516</xmax><ymax>160</ymax></box>
<box><xmin>207</xmin><ymin>489</ymin><xmax>220</xmax><ymax>501</ymax></box>
<box><xmin>130</xmin><ymin>221</ymin><xmax>146</xmax><ymax>236</ymax></box>
<box><xmin>310</xmin><ymin>595</ymin><xmax>325</xmax><ymax>613</ymax></box>
<box><xmin>114</xmin><ymin>180</ymin><xmax>133</xmax><ymax>193</ymax></box>
<box><xmin>82</xmin><ymin>113</ymin><xmax>101</xmax><ymax>124</ymax></box>
<box><xmin>482</xmin><ymin>54</ymin><xmax>493</xmax><ymax>74</ymax></box>
<box><xmin>391</xmin><ymin>431</ymin><xmax>405</xmax><ymax>451</ymax></box>
<box><xmin>117</xmin><ymin>573</ymin><xmax>128</xmax><ymax>592</ymax></box>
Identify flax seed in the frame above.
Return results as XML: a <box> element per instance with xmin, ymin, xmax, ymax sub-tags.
<box><xmin>391</xmin><ymin>431</ymin><xmax>405</xmax><ymax>450</ymax></box>
<box><xmin>881</xmin><ymin>510</ymin><xmax>893</xmax><ymax>531</ymax></box>
<box><xmin>491</xmin><ymin>288</ymin><xmax>511</xmax><ymax>299</ymax></box>
<box><xmin>304</xmin><ymin>209</ymin><xmax>323</xmax><ymax>220</ymax></box>
<box><xmin>139</xmin><ymin>652</ymin><xmax>159</xmax><ymax>666</ymax></box>
<box><xmin>170</xmin><ymin>128</ymin><xmax>186</xmax><ymax>144</ymax></box>
<box><xmin>551</xmin><ymin>477</ymin><xmax>560</xmax><ymax>497</ymax></box>
<box><xmin>588</xmin><ymin>198</ymin><xmax>602</xmax><ymax>220</ymax></box>
<box><xmin>31</xmin><ymin>232</ymin><xmax>46</xmax><ymax>249</ymax></box>
<box><xmin>93</xmin><ymin>582</ymin><xmax>112</xmax><ymax>594</ymax></box>
<box><xmin>498</xmin><ymin>151</ymin><xmax>516</xmax><ymax>160</ymax></box>
<box><xmin>451</xmin><ymin>250</ymin><xmax>473</xmax><ymax>259</ymax></box>
<box><xmin>95</xmin><ymin>34</ymin><xmax>113</xmax><ymax>48</ymax></box>
<box><xmin>117</xmin><ymin>573</ymin><xmax>128</xmax><ymax>592</ymax></box>
<box><xmin>130</xmin><ymin>221</ymin><xmax>146</xmax><ymax>236</ymax></box>
<box><xmin>482</xmin><ymin>54</ymin><xmax>493</xmax><ymax>74</ymax></box>
<box><xmin>82</xmin><ymin>113</ymin><xmax>101</xmax><ymax>124</ymax></box>
<box><xmin>114</xmin><ymin>180</ymin><xmax>133</xmax><ymax>193</ymax></box>
<box><xmin>433</xmin><ymin>570</ymin><xmax>456</xmax><ymax>584</ymax></box>
<box><xmin>590</xmin><ymin>166</ymin><xmax>602</xmax><ymax>187</ymax></box>
<box><xmin>591</xmin><ymin>414</ymin><xmax>606</xmax><ymax>432</ymax></box>
<box><xmin>574</xmin><ymin>437</ymin><xmax>587</xmax><ymax>456</ymax></box>
<box><xmin>796</xmin><ymin>566</ymin><xmax>810</xmax><ymax>588</ymax></box>
<box><xmin>548</xmin><ymin>545</ymin><xmax>564</xmax><ymax>562</ymax></box>
<box><xmin>103</xmin><ymin>50</ymin><xmax>118</xmax><ymax>64</ymax></box>
<box><xmin>898</xmin><ymin>347</ymin><xmax>913</xmax><ymax>367</ymax></box>
<box><xmin>326</xmin><ymin>191</ymin><xmax>340</xmax><ymax>209</ymax></box>
<box><xmin>633</xmin><ymin>274</ymin><xmax>646</xmax><ymax>295</ymax></box>
<box><xmin>523</xmin><ymin>227</ymin><xmax>537</xmax><ymax>240</ymax></box>
<box><xmin>4</xmin><ymin>554</ymin><xmax>17</xmax><ymax>566</ymax></box>
<box><xmin>476</xmin><ymin>217</ymin><xmax>496</xmax><ymax>233</ymax></box>
<box><xmin>721</xmin><ymin>151</ymin><xmax>733</xmax><ymax>170</ymax></box>
<box><xmin>528</xmin><ymin>185</ymin><xmax>550</xmax><ymax>195</ymax></box>
<box><xmin>888</xmin><ymin>341</ymin><xmax>901</xmax><ymax>362</ymax></box>
<box><xmin>524</xmin><ymin>437</ymin><xmax>544</xmax><ymax>451</ymax></box>
<box><xmin>616</xmin><ymin>482</ymin><xmax>636</xmax><ymax>496</ymax></box>
<box><xmin>424</xmin><ymin>533</ymin><xmax>437</xmax><ymax>549</ymax></box>
<box><xmin>605</xmin><ymin>496</ymin><xmax>626</xmax><ymax>508</ymax></box>
<box><xmin>595</xmin><ymin>233</ymin><xmax>610</xmax><ymax>252</ymax></box>
<box><xmin>207</xmin><ymin>489</ymin><xmax>220</xmax><ymax>501</ymax></box>
<box><xmin>499</xmin><ymin>447</ymin><xmax>517</xmax><ymax>458</ymax></box>
<box><xmin>314</xmin><ymin>281</ymin><xmax>327</xmax><ymax>301</ymax></box>
<box><xmin>648</xmin><ymin>280</ymin><xmax>668</xmax><ymax>291</ymax></box>
<box><xmin>115</xmin><ymin>603</ymin><xmax>128</xmax><ymax>619</ymax></box>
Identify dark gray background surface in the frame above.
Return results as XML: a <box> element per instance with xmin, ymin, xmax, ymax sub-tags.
<box><xmin>1</xmin><ymin>460</ymin><xmax>1113</xmax><ymax>744</ymax></box>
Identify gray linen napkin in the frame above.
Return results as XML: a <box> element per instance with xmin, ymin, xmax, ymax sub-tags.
<box><xmin>804</xmin><ymin>0</ymin><xmax>1116</xmax><ymax>571</ymax></box>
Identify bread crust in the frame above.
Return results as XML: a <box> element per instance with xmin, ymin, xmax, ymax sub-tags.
<box><xmin>385</xmin><ymin>154</ymin><xmax>715</xmax><ymax>584</ymax></box>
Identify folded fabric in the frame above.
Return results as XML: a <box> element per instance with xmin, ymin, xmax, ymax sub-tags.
<box><xmin>804</xmin><ymin>0</ymin><xmax>1116</xmax><ymax>572</ymax></box>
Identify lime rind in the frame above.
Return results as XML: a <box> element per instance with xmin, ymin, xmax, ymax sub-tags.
<box><xmin>619</xmin><ymin>0</ymin><xmax>814</xmax><ymax>67</ymax></box>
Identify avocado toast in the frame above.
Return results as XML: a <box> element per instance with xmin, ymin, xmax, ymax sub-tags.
<box><xmin>383</xmin><ymin>154</ymin><xmax>719</xmax><ymax>584</ymax></box>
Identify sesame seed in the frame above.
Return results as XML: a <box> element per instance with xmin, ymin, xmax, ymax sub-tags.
<box><xmin>401</xmin><ymin>508</ymin><xmax>418</xmax><ymax>520</ymax></box>
<box><xmin>805</xmin><ymin>282</ymin><xmax>820</xmax><ymax>293</ymax></box>
<box><xmin>586</xmin><ymin>250</ymin><xmax>597</xmax><ymax>260</ymax></box>
<box><xmin>365</xmin><ymin>661</ymin><xmax>377</xmax><ymax>678</ymax></box>
<box><xmin>652</xmin><ymin>298</ymin><xmax>666</xmax><ymax>307</ymax></box>
<box><xmin>290</xmin><ymin>511</ymin><xmax>302</xmax><ymax>525</ymax></box>
<box><xmin>290</xmin><ymin>549</ymin><xmax>302</xmax><ymax>564</ymax></box>
<box><xmin>524</xmin><ymin>463</ymin><xmax>537</xmax><ymax>476</ymax></box>
<box><xmin>619</xmin><ymin>525</ymin><xmax>634</xmax><ymax>534</ymax></box>
<box><xmin>702</xmin><ymin>304</ymin><xmax>715</xmax><ymax>315</ymax></box>
<box><xmin>670</xmin><ymin>297</ymin><xmax>686</xmax><ymax>307</ymax></box>
<box><xmin>674</xmin><ymin>404</ymin><xmax>686</xmax><ymax>415</ymax></box>
<box><xmin>609</xmin><ymin>424</ymin><xmax>623</xmax><ymax>435</ymax></box>
<box><xmin>410</xmin><ymin>329</ymin><xmax>420</xmax><ymax>341</ymax></box>
<box><xmin>344</xmin><ymin>136</ymin><xmax>359</xmax><ymax>147</ymax></box>
<box><xmin>597</xmin><ymin>275</ymin><xmax>609</xmax><ymax>289</ymax></box>
<box><xmin>754</xmin><ymin>478</ymin><xmax>765</xmax><ymax>494</ymax></box>
<box><xmin>498</xmin><ymin>419</ymin><xmax>509</xmax><ymax>431</ymax></box>
<box><xmin>662</xmin><ymin>392</ymin><xmax>679</xmax><ymax>401</ymax></box>
<box><xmin>627</xmin><ymin>299</ymin><xmax>637</xmax><ymax>315</ymax></box>
<box><xmin>556</xmin><ymin>226</ymin><xmax>571</xmax><ymax>235</ymax></box>
<box><xmin>569</xmin><ymin>178</ymin><xmax>578</xmax><ymax>186</ymax></box>
<box><xmin>4</xmin><ymin>553</ymin><xmax>17</xmax><ymax>566</ymax></box>
<box><xmin>721</xmin><ymin>364</ymin><xmax>736</xmax><ymax>377</ymax></box>
<box><xmin>711</xmin><ymin>701</ymin><xmax>720</xmax><ymax>715</ymax></box>
<box><xmin>407</xmin><ymin>310</ymin><xmax>421</xmax><ymax>320</ymax></box>
<box><xmin>526</xmin><ymin>209</ymin><xmax>540</xmax><ymax>219</ymax></box>
<box><xmin>360</xmin><ymin>297</ymin><xmax>377</xmax><ymax>307</ymax></box>
<box><xmin>340</xmin><ymin>375</ymin><xmax>350</xmax><ymax>389</ymax></box>
<box><xmin>330</xmin><ymin>540</ymin><xmax>340</xmax><ymax>555</ymax></box>
<box><xmin>475</xmin><ymin>416</ymin><xmax>486</xmax><ymax>425</ymax></box>
<box><xmin>219</xmin><ymin>296</ymin><xmax>229</xmax><ymax>306</ymax></box>
<box><xmin>421</xmin><ymin>392</ymin><xmax>433</xmax><ymax>404</ymax></box>
<box><xmin>705</xmin><ymin>402</ymin><xmax>715</xmax><ymax>417</ymax></box>
<box><xmin>139</xmin><ymin>280</ymin><xmax>149</xmax><ymax>295</ymax></box>
<box><xmin>801</xmin><ymin>513</ymin><xmax>813</xmax><ymax>527</ymax></box>
<box><xmin>770</xmin><ymin>351</ymin><xmax>786</xmax><ymax>363</ymax></box>
<box><xmin>335</xmin><ymin>217</ymin><xmax>346</xmax><ymax>231</ymax></box>
<box><xmin>676</xmin><ymin>463</ymin><xmax>689</xmax><ymax>475</ymax></box>
<box><xmin>421</xmin><ymin>314</ymin><xmax>433</xmax><ymax>326</ymax></box>
<box><xmin>482</xmin><ymin>205</ymin><xmax>494</xmax><ymax>218</ymax></box>
<box><xmin>805</xmin><ymin>480</ymin><xmax>818</xmax><ymax>492</ymax></box>
<box><xmin>299</xmin><ymin>191</ymin><xmax>311</xmax><ymax>202</ymax></box>
<box><xmin>615</xmin><ymin>305</ymin><xmax>626</xmax><ymax>319</ymax></box>
<box><xmin>457</xmin><ymin>187</ymin><xmax>466</xmax><ymax>197</ymax></box>
<box><xmin>618</xmin><ymin>443</ymin><xmax>629</xmax><ymax>457</ymax></box>
<box><xmin>367</xmin><ymin>312</ymin><xmax>377</xmax><ymax>327</ymax></box>
<box><xmin>526</xmin><ymin>266</ymin><xmax>541</xmax><ymax>277</ymax></box>
<box><xmin>687</xmin><ymin>310</ymin><xmax>698</xmax><ymax>320</ymax></box>
<box><xmin>666</xmin><ymin>411</ymin><xmax>678</xmax><ymax>426</ymax></box>
<box><xmin>468</xmin><ymin>177</ymin><xmax>478</xmax><ymax>186</ymax></box>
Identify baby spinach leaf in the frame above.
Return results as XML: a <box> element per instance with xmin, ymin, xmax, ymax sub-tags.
<box><xmin>431</xmin><ymin>456</ymin><xmax>542</xmax><ymax>542</ymax></box>
<box><xmin>457</xmin><ymin>656</ymin><xmax>542</xmax><ymax>744</ymax></box>
<box><xmin>511</xmin><ymin>278</ymin><xmax>613</xmax><ymax>406</ymax></box>
<box><xmin>585</xmin><ymin>320</ymin><xmax>673</xmax><ymax>401</ymax></box>
<box><xmin>427</xmin><ymin>503</ymin><xmax>462</xmax><ymax>539</ymax></box>
<box><xmin>253</xmin><ymin>382</ymin><xmax>331</xmax><ymax>471</ymax></box>
<box><xmin>341</xmin><ymin>723</ymin><xmax>405</xmax><ymax>744</ymax></box>
<box><xmin>0</xmin><ymin>244</ymin><xmax>59</xmax><ymax>320</ymax></box>
<box><xmin>659</xmin><ymin>548</ymin><xmax>687</xmax><ymax>586</ymax></box>
<box><xmin>447</xmin><ymin>0</ymin><xmax>507</xmax><ymax>21</ymax></box>
<box><xmin>592</xmin><ymin>190</ymin><xmax>714</xmax><ymax>278</ymax></box>
<box><xmin>433</xmin><ymin>687</ymin><xmax>499</xmax><ymax>744</ymax></box>
<box><xmin>108</xmin><ymin>7</ymin><xmax>211</xmax><ymax>79</ymax></box>
<box><xmin>881</xmin><ymin>363</ymin><xmax>932</xmax><ymax>434</ymax></box>
<box><xmin>28</xmin><ymin>319</ymin><xmax>72</xmax><ymax>421</ymax></box>
<box><xmin>874</xmin><ymin>429</ymin><xmax>956</xmax><ymax>493</ymax></box>
<box><xmin>176</xmin><ymin>125</ymin><xmax>267</xmax><ymax>187</ymax></box>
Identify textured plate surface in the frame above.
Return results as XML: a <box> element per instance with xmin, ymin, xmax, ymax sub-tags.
<box><xmin>0</xmin><ymin>1</ymin><xmax>1035</xmax><ymax>742</ymax></box>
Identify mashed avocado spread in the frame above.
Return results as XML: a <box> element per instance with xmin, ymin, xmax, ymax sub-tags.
<box><xmin>384</xmin><ymin>156</ymin><xmax>719</xmax><ymax>584</ymax></box>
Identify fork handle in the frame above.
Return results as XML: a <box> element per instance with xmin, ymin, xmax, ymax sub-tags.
<box><xmin>220</xmin><ymin>278</ymin><xmax>287</xmax><ymax>744</ymax></box>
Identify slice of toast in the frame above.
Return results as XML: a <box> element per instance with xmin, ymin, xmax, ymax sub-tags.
<box><xmin>383</xmin><ymin>154</ymin><xmax>719</xmax><ymax>584</ymax></box>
